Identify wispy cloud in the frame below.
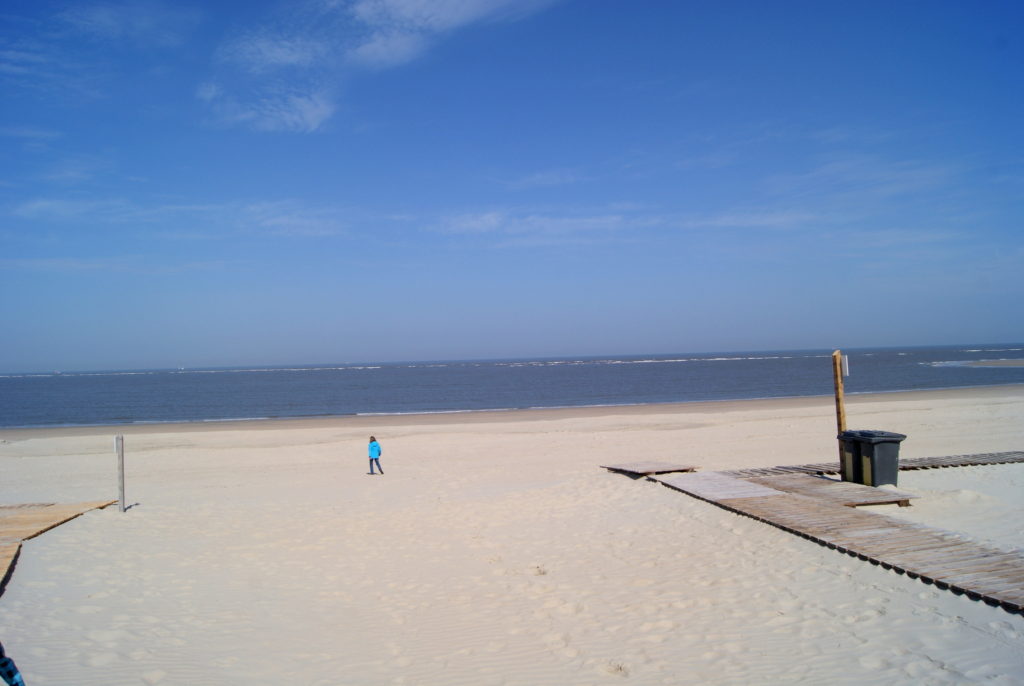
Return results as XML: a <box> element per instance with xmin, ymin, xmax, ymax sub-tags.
<box><xmin>1</xmin><ymin>2</ymin><xmax>201</xmax><ymax>100</ymax></box>
<box><xmin>678</xmin><ymin>210</ymin><xmax>818</xmax><ymax>229</ymax></box>
<box><xmin>0</xmin><ymin>38</ymin><xmax>93</xmax><ymax>95</ymax></box>
<box><xmin>12</xmin><ymin>197</ymin><xmax>132</xmax><ymax>221</ymax></box>
<box><xmin>200</xmin><ymin>0</ymin><xmax>560</xmax><ymax>132</ymax></box>
<box><xmin>0</xmin><ymin>256</ymin><xmax>231</xmax><ymax>275</ymax></box>
<box><xmin>9</xmin><ymin>195</ymin><xmax>350</xmax><ymax>238</ymax></box>
<box><xmin>764</xmin><ymin>155</ymin><xmax>955</xmax><ymax>201</ymax></box>
<box><xmin>238</xmin><ymin>201</ymin><xmax>350</xmax><ymax>236</ymax></box>
<box><xmin>0</xmin><ymin>126</ymin><xmax>62</xmax><ymax>140</ymax></box>
<box><xmin>839</xmin><ymin>228</ymin><xmax>966</xmax><ymax>249</ymax></box>
<box><xmin>345</xmin><ymin>0</ymin><xmax>550</xmax><ymax>66</ymax></box>
<box><xmin>200</xmin><ymin>85</ymin><xmax>337</xmax><ymax>133</ymax></box>
<box><xmin>57</xmin><ymin>1</ymin><xmax>203</xmax><ymax>48</ymax></box>
<box><xmin>39</xmin><ymin>156</ymin><xmax>114</xmax><ymax>184</ymax></box>
<box><xmin>673</xmin><ymin>151</ymin><xmax>738</xmax><ymax>171</ymax></box>
<box><xmin>218</xmin><ymin>33</ymin><xmax>330</xmax><ymax>74</ymax></box>
<box><xmin>506</xmin><ymin>169</ymin><xmax>582</xmax><ymax>190</ymax></box>
<box><xmin>437</xmin><ymin>208</ymin><xmax>661</xmax><ymax>246</ymax></box>
<box><xmin>0</xmin><ymin>256</ymin><xmax>139</xmax><ymax>272</ymax></box>
<box><xmin>0</xmin><ymin>44</ymin><xmax>52</xmax><ymax>77</ymax></box>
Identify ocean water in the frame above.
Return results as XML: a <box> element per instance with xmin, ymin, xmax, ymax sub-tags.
<box><xmin>1</xmin><ymin>345</ymin><xmax>1022</xmax><ymax>429</ymax></box>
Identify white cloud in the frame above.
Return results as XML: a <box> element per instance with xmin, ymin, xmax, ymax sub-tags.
<box><xmin>764</xmin><ymin>155</ymin><xmax>954</xmax><ymax>201</ymax></box>
<box><xmin>40</xmin><ymin>156</ymin><xmax>112</xmax><ymax>184</ymax></box>
<box><xmin>12</xmin><ymin>197</ymin><xmax>130</xmax><ymax>221</ymax></box>
<box><xmin>10</xmin><ymin>195</ymin><xmax>349</xmax><ymax>238</ymax></box>
<box><xmin>438</xmin><ymin>208</ymin><xmax>657</xmax><ymax>246</ymax></box>
<box><xmin>0</xmin><ymin>42</ymin><xmax>86</xmax><ymax>94</ymax></box>
<box><xmin>58</xmin><ymin>1</ymin><xmax>202</xmax><ymax>48</ymax></box>
<box><xmin>200</xmin><ymin>0</ymin><xmax>560</xmax><ymax>131</ymax></box>
<box><xmin>202</xmin><ymin>85</ymin><xmax>336</xmax><ymax>133</ymax></box>
<box><xmin>1</xmin><ymin>3</ymin><xmax>199</xmax><ymax>99</ymax></box>
<box><xmin>0</xmin><ymin>256</ymin><xmax>136</xmax><ymax>272</ymax></box>
<box><xmin>0</xmin><ymin>47</ymin><xmax>51</xmax><ymax>76</ymax></box>
<box><xmin>0</xmin><ymin>256</ymin><xmax>231</xmax><ymax>275</ymax></box>
<box><xmin>195</xmin><ymin>82</ymin><xmax>221</xmax><ymax>102</ymax></box>
<box><xmin>841</xmin><ymin>228</ymin><xmax>965</xmax><ymax>249</ymax></box>
<box><xmin>249</xmin><ymin>91</ymin><xmax>336</xmax><ymax>133</ymax></box>
<box><xmin>0</xmin><ymin>126</ymin><xmax>61</xmax><ymax>140</ymax></box>
<box><xmin>506</xmin><ymin>169</ymin><xmax>581</xmax><ymax>190</ymax></box>
<box><xmin>350</xmin><ymin>0</ymin><xmax>527</xmax><ymax>33</ymax></box>
<box><xmin>348</xmin><ymin>30</ymin><xmax>427</xmax><ymax>67</ymax></box>
<box><xmin>346</xmin><ymin>0</ymin><xmax>551</xmax><ymax>66</ymax></box>
<box><xmin>442</xmin><ymin>211</ymin><xmax>506</xmax><ymax>233</ymax></box>
<box><xmin>239</xmin><ymin>201</ymin><xmax>349</xmax><ymax>236</ymax></box>
<box><xmin>679</xmin><ymin>211</ymin><xmax>817</xmax><ymax>229</ymax></box>
<box><xmin>220</xmin><ymin>33</ymin><xmax>330</xmax><ymax>73</ymax></box>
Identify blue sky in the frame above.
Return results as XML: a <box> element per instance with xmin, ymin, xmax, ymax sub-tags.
<box><xmin>2</xmin><ymin>0</ymin><xmax>1022</xmax><ymax>372</ymax></box>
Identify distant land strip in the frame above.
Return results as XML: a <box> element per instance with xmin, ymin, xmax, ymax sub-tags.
<box><xmin>966</xmin><ymin>360</ymin><xmax>1024</xmax><ymax>367</ymax></box>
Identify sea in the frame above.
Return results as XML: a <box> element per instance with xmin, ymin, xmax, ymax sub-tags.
<box><xmin>1</xmin><ymin>344</ymin><xmax>1023</xmax><ymax>429</ymax></box>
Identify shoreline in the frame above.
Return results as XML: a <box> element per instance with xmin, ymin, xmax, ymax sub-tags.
<box><xmin>3</xmin><ymin>383</ymin><xmax>1024</xmax><ymax>439</ymax></box>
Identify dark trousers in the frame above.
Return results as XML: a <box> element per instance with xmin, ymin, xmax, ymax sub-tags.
<box><xmin>369</xmin><ymin>458</ymin><xmax>383</xmax><ymax>474</ymax></box>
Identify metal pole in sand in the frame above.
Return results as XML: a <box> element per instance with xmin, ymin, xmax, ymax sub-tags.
<box><xmin>116</xmin><ymin>435</ymin><xmax>126</xmax><ymax>513</ymax></box>
<box><xmin>832</xmin><ymin>350</ymin><xmax>847</xmax><ymax>462</ymax></box>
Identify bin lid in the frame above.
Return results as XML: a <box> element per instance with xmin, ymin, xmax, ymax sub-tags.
<box><xmin>838</xmin><ymin>429</ymin><xmax>907</xmax><ymax>442</ymax></box>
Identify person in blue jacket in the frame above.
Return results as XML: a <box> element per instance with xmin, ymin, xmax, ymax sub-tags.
<box><xmin>368</xmin><ymin>436</ymin><xmax>383</xmax><ymax>475</ymax></box>
<box><xmin>0</xmin><ymin>641</ymin><xmax>25</xmax><ymax>686</ymax></box>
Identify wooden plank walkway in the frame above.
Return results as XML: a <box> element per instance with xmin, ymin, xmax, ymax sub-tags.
<box><xmin>649</xmin><ymin>470</ymin><xmax>1024</xmax><ymax>614</ymax></box>
<box><xmin>1</xmin><ymin>501</ymin><xmax>115</xmax><ymax>595</ymax></box>
<box><xmin>720</xmin><ymin>450</ymin><xmax>1024</xmax><ymax>478</ymax></box>
<box><xmin>746</xmin><ymin>474</ymin><xmax>919</xmax><ymax>507</ymax></box>
<box><xmin>600</xmin><ymin>461</ymin><xmax>698</xmax><ymax>476</ymax></box>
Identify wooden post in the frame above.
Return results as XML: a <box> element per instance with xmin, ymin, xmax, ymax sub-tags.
<box><xmin>116</xmin><ymin>435</ymin><xmax>126</xmax><ymax>513</ymax></box>
<box><xmin>832</xmin><ymin>350</ymin><xmax>847</xmax><ymax>461</ymax></box>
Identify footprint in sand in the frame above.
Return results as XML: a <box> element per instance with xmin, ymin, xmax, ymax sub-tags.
<box><xmin>599</xmin><ymin>660</ymin><xmax>630</xmax><ymax>677</ymax></box>
<box><xmin>142</xmin><ymin>670</ymin><xmax>168</xmax><ymax>685</ymax></box>
<box><xmin>86</xmin><ymin>629</ymin><xmax>128</xmax><ymax>646</ymax></box>
<box><xmin>556</xmin><ymin>601</ymin><xmax>583</xmax><ymax>615</ymax></box>
<box><xmin>85</xmin><ymin>652</ymin><xmax>119</xmax><ymax>667</ymax></box>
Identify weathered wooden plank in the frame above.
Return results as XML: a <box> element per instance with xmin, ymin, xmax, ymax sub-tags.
<box><xmin>892</xmin><ymin>548</ymin><xmax>1019</xmax><ymax>569</ymax></box>
<box><xmin>858</xmin><ymin>537</ymin><xmax>973</xmax><ymax>559</ymax></box>
<box><xmin>657</xmin><ymin>472</ymin><xmax>785</xmax><ymax>500</ymax></box>
<box><xmin>889</xmin><ymin>549</ymin><xmax>1022</xmax><ymax>573</ymax></box>
<box><xmin>934</xmin><ymin>565</ymin><xmax>1024</xmax><ymax>587</ymax></box>
<box><xmin>601</xmin><ymin>461</ymin><xmax>699</xmax><ymax>476</ymax></box>
<box><xmin>745</xmin><ymin>474</ymin><xmax>920</xmax><ymax>507</ymax></box>
<box><xmin>1</xmin><ymin>501</ymin><xmax>116</xmax><ymax>597</ymax></box>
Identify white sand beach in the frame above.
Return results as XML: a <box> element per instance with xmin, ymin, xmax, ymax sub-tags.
<box><xmin>1</xmin><ymin>385</ymin><xmax>1023</xmax><ymax>685</ymax></box>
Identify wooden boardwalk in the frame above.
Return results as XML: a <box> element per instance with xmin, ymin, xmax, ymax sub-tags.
<box><xmin>721</xmin><ymin>450</ymin><xmax>1024</xmax><ymax>478</ymax></box>
<box><xmin>1</xmin><ymin>501</ymin><xmax>115</xmax><ymax>595</ymax></box>
<box><xmin>651</xmin><ymin>470</ymin><xmax>1024</xmax><ymax>613</ymax></box>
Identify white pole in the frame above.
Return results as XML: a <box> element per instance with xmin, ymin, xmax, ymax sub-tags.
<box><xmin>116</xmin><ymin>435</ymin><xmax>126</xmax><ymax>512</ymax></box>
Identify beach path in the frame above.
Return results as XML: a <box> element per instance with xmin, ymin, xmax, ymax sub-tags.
<box><xmin>0</xmin><ymin>501</ymin><xmax>115</xmax><ymax>593</ymax></box>
<box><xmin>646</xmin><ymin>468</ymin><xmax>1024</xmax><ymax>613</ymax></box>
